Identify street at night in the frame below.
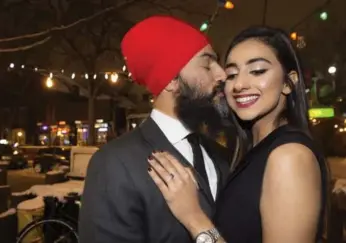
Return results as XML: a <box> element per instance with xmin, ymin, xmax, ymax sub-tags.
<box><xmin>0</xmin><ymin>0</ymin><xmax>346</xmax><ymax>242</ymax></box>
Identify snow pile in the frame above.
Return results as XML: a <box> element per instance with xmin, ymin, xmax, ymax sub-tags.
<box><xmin>46</xmin><ymin>170</ymin><xmax>64</xmax><ymax>175</ymax></box>
<box><xmin>17</xmin><ymin>197</ymin><xmax>44</xmax><ymax>210</ymax></box>
<box><xmin>23</xmin><ymin>180</ymin><xmax>85</xmax><ymax>201</ymax></box>
<box><xmin>12</xmin><ymin>190</ymin><xmax>31</xmax><ymax>197</ymax></box>
<box><xmin>0</xmin><ymin>208</ymin><xmax>16</xmax><ymax>218</ymax></box>
<box><xmin>333</xmin><ymin>178</ymin><xmax>346</xmax><ymax>194</ymax></box>
<box><xmin>58</xmin><ymin>165</ymin><xmax>70</xmax><ymax>173</ymax></box>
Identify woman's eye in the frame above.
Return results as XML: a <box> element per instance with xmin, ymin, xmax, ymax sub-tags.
<box><xmin>226</xmin><ymin>74</ymin><xmax>237</xmax><ymax>80</ymax></box>
<box><xmin>250</xmin><ymin>69</ymin><xmax>267</xmax><ymax>76</ymax></box>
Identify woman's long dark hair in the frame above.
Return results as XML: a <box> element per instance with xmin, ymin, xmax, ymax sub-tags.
<box><xmin>225</xmin><ymin>26</ymin><xmax>310</xmax><ymax>171</ymax></box>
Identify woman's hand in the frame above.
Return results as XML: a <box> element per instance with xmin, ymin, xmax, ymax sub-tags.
<box><xmin>148</xmin><ymin>151</ymin><xmax>213</xmax><ymax>236</ymax></box>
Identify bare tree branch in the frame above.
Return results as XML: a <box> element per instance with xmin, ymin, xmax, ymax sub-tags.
<box><xmin>0</xmin><ymin>7</ymin><xmax>113</xmax><ymax>43</ymax></box>
<box><xmin>0</xmin><ymin>0</ymin><xmax>137</xmax><ymax>43</ymax></box>
<box><xmin>0</xmin><ymin>36</ymin><xmax>51</xmax><ymax>52</ymax></box>
<box><xmin>143</xmin><ymin>0</ymin><xmax>209</xmax><ymax>17</ymax></box>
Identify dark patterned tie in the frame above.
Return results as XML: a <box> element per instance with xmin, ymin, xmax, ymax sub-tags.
<box><xmin>186</xmin><ymin>133</ymin><xmax>209</xmax><ymax>187</ymax></box>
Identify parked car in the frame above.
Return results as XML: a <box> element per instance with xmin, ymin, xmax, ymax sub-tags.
<box><xmin>0</xmin><ymin>144</ymin><xmax>28</xmax><ymax>169</ymax></box>
<box><xmin>33</xmin><ymin>147</ymin><xmax>71</xmax><ymax>173</ymax></box>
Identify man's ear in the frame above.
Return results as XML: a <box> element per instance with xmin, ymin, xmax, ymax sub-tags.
<box><xmin>282</xmin><ymin>70</ymin><xmax>298</xmax><ymax>95</ymax></box>
<box><xmin>164</xmin><ymin>77</ymin><xmax>179</xmax><ymax>93</ymax></box>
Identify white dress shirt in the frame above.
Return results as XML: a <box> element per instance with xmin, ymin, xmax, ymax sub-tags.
<box><xmin>150</xmin><ymin>109</ymin><xmax>218</xmax><ymax>200</ymax></box>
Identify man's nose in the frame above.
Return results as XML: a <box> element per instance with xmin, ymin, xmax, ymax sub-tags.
<box><xmin>215</xmin><ymin>69</ymin><xmax>227</xmax><ymax>83</ymax></box>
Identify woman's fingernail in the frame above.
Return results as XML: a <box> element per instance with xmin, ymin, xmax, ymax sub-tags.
<box><xmin>148</xmin><ymin>155</ymin><xmax>153</xmax><ymax>160</ymax></box>
<box><xmin>148</xmin><ymin>167</ymin><xmax>152</xmax><ymax>172</ymax></box>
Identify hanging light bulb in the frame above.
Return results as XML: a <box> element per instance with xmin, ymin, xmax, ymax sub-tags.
<box><xmin>122</xmin><ymin>65</ymin><xmax>126</xmax><ymax>72</ymax></box>
<box><xmin>224</xmin><ymin>1</ymin><xmax>234</xmax><ymax>9</ymax></box>
<box><xmin>110</xmin><ymin>73</ymin><xmax>118</xmax><ymax>83</ymax></box>
<box><xmin>290</xmin><ymin>32</ymin><xmax>298</xmax><ymax>41</ymax></box>
<box><xmin>9</xmin><ymin>63</ymin><xmax>14</xmax><ymax>68</ymax></box>
<box><xmin>34</xmin><ymin>67</ymin><xmax>38</xmax><ymax>72</ymax></box>
<box><xmin>105</xmin><ymin>73</ymin><xmax>109</xmax><ymax>79</ymax></box>
<box><xmin>85</xmin><ymin>73</ymin><xmax>89</xmax><ymax>79</ymax></box>
<box><xmin>128</xmin><ymin>72</ymin><xmax>132</xmax><ymax>77</ymax></box>
<box><xmin>61</xmin><ymin>69</ymin><xmax>64</xmax><ymax>73</ymax></box>
<box><xmin>93</xmin><ymin>74</ymin><xmax>97</xmax><ymax>79</ymax></box>
<box><xmin>296</xmin><ymin>36</ymin><xmax>306</xmax><ymax>49</ymax></box>
<box><xmin>49</xmin><ymin>72</ymin><xmax>53</xmax><ymax>78</ymax></box>
<box><xmin>200</xmin><ymin>21</ymin><xmax>209</xmax><ymax>32</ymax></box>
<box><xmin>45</xmin><ymin>77</ymin><xmax>54</xmax><ymax>88</ymax></box>
<box><xmin>328</xmin><ymin>66</ymin><xmax>337</xmax><ymax>75</ymax></box>
<box><xmin>320</xmin><ymin>11</ymin><xmax>328</xmax><ymax>20</ymax></box>
<box><xmin>21</xmin><ymin>65</ymin><xmax>25</xmax><ymax>69</ymax></box>
<box><xmin>71</xmin><ymin>73</ymin><xmax>76</xmax><ymax>79</ymax></box>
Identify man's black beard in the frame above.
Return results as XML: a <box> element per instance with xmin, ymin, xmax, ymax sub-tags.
<box><xmin>174</xmin><ymin>79</ymin><xmax>231</xmax><ymax>136</ymax></box>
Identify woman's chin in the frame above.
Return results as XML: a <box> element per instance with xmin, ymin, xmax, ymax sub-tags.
<box><xmin>234</xmin><ymin>111</ymin><xmax>257</xmax><ymax>122</ymax></box>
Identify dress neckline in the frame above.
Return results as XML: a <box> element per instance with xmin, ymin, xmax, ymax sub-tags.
<box><xmin>246</xmin><ymin>124</ymin><xmax>290</xmax><ymax>158</ymax></box>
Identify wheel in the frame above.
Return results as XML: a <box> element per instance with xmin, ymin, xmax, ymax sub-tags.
<box><xmin>16</xmin><ymin>218</ymin><xmax>79</xmax><ymax>243</ymax></box>
<box><xmin>33</xmin><ymin>164</ymin><xmax>42</xmax><ymax>173</ymax></box>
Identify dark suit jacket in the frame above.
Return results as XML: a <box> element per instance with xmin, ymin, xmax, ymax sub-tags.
<box><xmin>79</xmin><ymin>117</ymin><xmax>230</xmax><ymax>243</ymax></box>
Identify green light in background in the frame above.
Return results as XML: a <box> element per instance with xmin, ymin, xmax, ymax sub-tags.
<box><xmin>320</xmin><ymin>11</ymin><xmax>328</xmax><ymax>20</ymax></box>
<box><xmin>200</xmin><ymin>21</ymin><xmax>209</xmax><ymax>32</ymax></box>
<box><xmin>309</xmin><ymin>107</ymin><xmax>334</xmax><ymax>118</ymax></box>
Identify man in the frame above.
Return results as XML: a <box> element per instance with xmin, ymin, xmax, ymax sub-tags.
<box><xmin>79</xmin><ymin>15</ymin><xmax>231</xmax><ymax>243</ymax></box>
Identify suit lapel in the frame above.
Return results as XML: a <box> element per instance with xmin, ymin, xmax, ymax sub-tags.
<box><xmin>139</xmin><ymin>118</ymin><xmax>214</xmax><ymax>205</ymax></box>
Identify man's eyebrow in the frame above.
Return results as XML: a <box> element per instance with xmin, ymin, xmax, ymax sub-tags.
<box><xmin>199</xmin><ymin>52</ymin><xmax>219</xmax><ymax>61</ymax></box>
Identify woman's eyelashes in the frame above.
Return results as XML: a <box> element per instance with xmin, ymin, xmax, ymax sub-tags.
<box><xmin>225</xmin><ymin>68</ymin><xmax>268</xmax><ymax>81</ymax></box>
<box><xmin>226</xmin><ymin>73</ymin><xmax>237</xmax><ymax>80</ymax></box>
<box><xmin>250</xmin><ymin>69</ymin><xmax>268</xmax><ymax>76</ymax></box>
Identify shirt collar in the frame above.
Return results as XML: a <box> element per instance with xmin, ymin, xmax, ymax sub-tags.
<box><xmin>150</xmin><ymin>109</ymin><xmax>190</xmax><ymax>144</ymax></box>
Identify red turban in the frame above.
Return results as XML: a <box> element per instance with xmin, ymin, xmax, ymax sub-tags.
<box><xmin>121</xmin><ymin>15</ymin><xmax>209</xmax><ymax>96</ymax></box>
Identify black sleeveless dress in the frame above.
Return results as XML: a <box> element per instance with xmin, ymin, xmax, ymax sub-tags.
<box><xmin>214</xmin><ymin>125</ymin><xmax>327</xmax><ymax>243</ymax></box>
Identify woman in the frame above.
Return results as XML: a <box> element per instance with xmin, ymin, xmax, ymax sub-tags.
<box><xmin>148</xmin><ymin>26</ymin><xmax>328</xmax><ymax>243</ymax></box>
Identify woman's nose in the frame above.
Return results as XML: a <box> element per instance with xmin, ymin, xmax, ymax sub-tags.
<box><xmin>233</xmin><ymin>76</ymin><xmax>250</xmax><ymax>92</ymax></box>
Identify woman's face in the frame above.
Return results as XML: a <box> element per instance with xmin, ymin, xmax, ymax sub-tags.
<box><xmin>224</xmin><ymin>39</ymin><xmax>289</xmax><ymax>122</ymax></box>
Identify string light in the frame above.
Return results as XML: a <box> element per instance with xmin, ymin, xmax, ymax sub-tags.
<box><xmin>297</xmin><ymin>36</ymin><xmax>306</xmax><ymax>49</ymax></box>
<box><xmin>200</xmin><ymin>0</ymin><xmax>235</xmax><ymax>33</ymax></box>
<box><xmin>320</xmin><ymin>11</ymin><xmax>328</xmax><ymax>20</ymax></box>
<box><xmin>290</xmin><ymin>32</ymin><xmax>298</xmax><ymax>40</ymax></box>
<box><xmin>45</xmin><ymin>77</ymin><xmax>54</xmax><ymax>88</ymax></box>
<box><xmin>110</xmin><ymin>73</ymin><xmax>118</xmax><ymax>83</ymax></box>
<box><xmin>224</xmin><ymin>1</ymin><xmax>234</xmax><ymax>9</ymax></box>
<box><xmin>3</xmin><ymin>63</ymin><xmax>132</xmax><ymax>84</ymax></box>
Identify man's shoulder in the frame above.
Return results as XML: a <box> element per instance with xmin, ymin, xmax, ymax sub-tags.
<box><xmin>91</xmin><ymin>129</ymin><xmax>144</xmax><ymax>163</ymax></box>
<box><xmin>105</xmin><ymin>129</ymin><xmax>142</xmax><ymax>150</ymax></box>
